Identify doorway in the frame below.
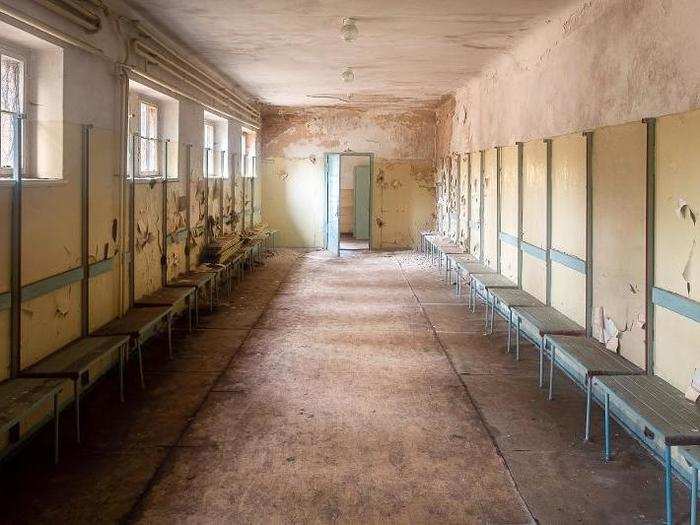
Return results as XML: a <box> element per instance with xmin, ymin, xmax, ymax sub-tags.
<box><xmin>326</xmin><ymin>153</ymin><xmax>372</xmax><ymax>255</ymax></box>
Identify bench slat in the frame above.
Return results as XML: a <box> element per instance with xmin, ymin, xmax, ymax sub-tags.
<box><xmin>490</xmin><ymin>289</ymin><xmax>544</xmax><ymax>308</ymax></box>
<box><xmin>596</xmin><ymin>375</ymin><xmax>700</xmax><ymax>445</ymax></box>
<box><xmin>546</xmin><ymin>335</ymin><xmax>644</xmax><ymax>376</ymax></box>
<box><xmin>512</xmin><ymin>306</ymin><xmax>585</xmax><ymax>336</ymax></box>
<box><xmin>0</xmin><ymin>378</ymin><xmax>65</xmax><ymax>432</ymax></box>
<box><xmin>93</xmin><ymin>306</ymin><xmax>171</xmax><ymax>338</ymax></box>
<box><xmin>135</xmin><ymin>287</ymin><xmax>195</xmax><ymax>306</ymax></box>
<box><xmin>456</xmin><ymin>262</ymin><xmax>494</xmax><ymax>275</ymax></box>
<box><xmin>472</xmin><ymin>274</ymin><xmax>518</xmax><ymax>289</ymax></box>
<box><xmin>21</xmin><ymin>336</ymin><xmax>128</xmax><ymax>380</ymax></box>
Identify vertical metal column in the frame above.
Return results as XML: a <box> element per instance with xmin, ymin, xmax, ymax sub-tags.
<box><xmin>644</xmin><ymin>118</ymin><xmax>656</xmax><ymax>375</ymax></box>
<box><xmin>231</xmin><ymin>152</ymin><xmax>236</xmax><ymax>232</ymax></box>
<box><xmin>129</xmin><ymin>134</ymin><xmax>137</xmax><ymax>307</ymax></box>
<box><xmin>241</xmin><ymin>155</ymin><xmax>247</xmax><ymax>232</ymax></box>
<box><xmin>584</xmin><ymin>131</ymin><xmax>594</xmax><ymax>337</ymax></box>
<box><xmin>219</xmin><ymin>150</ymin><xmax>225</xmax><ymax>236</ymax></box>
<box><xmin>204</xmin><ymin>147</ymin><xmax>210</xmax><ymax>245</ymax></box>
<box><xmin>81</xmin><ymin>124</ymin><xmax>92</xmax><ymax>337</ymax></box>
<box><xmin>516</xmin><ymin>142</ymin><xmax>524</xmax><ymax>288</ymax></box>
<box><xmin>251</xmin><ymin>157</ymin><xmax>256</xmax><ymax>227</ymax></box>
<box><xmin>545</xmin><ymin>139</ymin><xmax>553</xmax><ymax>306</ymax></box>
<box><xmin>10</xmin><ymin>115</ymin><xmax>23</xmax><ymax>378</ymax></box>
<box><xmin>479</xmin><ymin>150</ymin><xmax>485</xmax><ymax>264</ymax></box>
<box><xmin>466</xmin><ymin>153</ymin><xmax>471</xmax><ymax>252</ymax></box>
<box><xmin>185</xmin><ymin>144</ymin><xmax>192</xmax><ymax>272</ymax></box>
<box><xmin>496</xmin><ymin>147</ymin><xmax>502</xmax><ymax>273</ymax></box>
<box><xmin>161</xmin><ymin>140</ymin><xmax>169</xmax><ymax>287</ymax></box>
<box><xmin>455</xmin><ymin>154</ymin><xmax>461</xmax><ymax>245</ymax></box>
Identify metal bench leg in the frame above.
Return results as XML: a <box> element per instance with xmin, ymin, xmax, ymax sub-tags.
<box><xmin>538</xmin><ymin>336</ymin><xmax>545</xmax><ymax>388</ymax></box>
<box><xmin>506</xmin><ymin>310</ymin><xmax>512</xmax><ymax>354</ymax></box>
<box><xmin>195</xmin><ymin>290</ymin><xmax>200</xmax><ymax>326</ymax></box>
<box><xmin>692</xmin><ymin>466</ymin><xmax>698</xmax><ymax>525</ymax></box>
<box><xmin>604</xmin><ymin>392</ymin><xmax>611</xmax><ymax>462</ymax></box>
<box><xmin>516</xmin><ymin>316</ymin><xmax>521</xmax><ymax>361</ymax></box>
<box><xmin>119</xmin><ymin>344</ymin><xmax>125</xmax><ymax>403</ymax></box>
<box><xmin>167</xmin><ymin>314</ymin><xmax>173</xmax><ymax>359</ymax></box>
<box><xmin>457</xmin><ymin>268</ymin><xmax>462</xmax><ymax>296</ymax></box>
<box><xmin>53</xmin><ymin>392</ymin><xmax>59</xmax><ymax>464</ymax></box>
<box><xmin>74</xmin><ymin>380</ymin><xmax>81</xmax><ymax>444</ymax></box>
<box><xmin>209</xmin><ymin>282</ymin><xmax>214</xmax><ymax>313</ymax></box>
<box><xmin>137</xmin><ymin>340</ymin><xmax>145</xmax><ymax>389</ymax></box>
<box><xmin>584</xmin><ymin>376</ymin><xmax>592</xmax><ymax>441</ymax></box>
<box><xmin>665</xmin><ymin>445</ymin><xmax>673</xmax><ymax>525</ymax></box>
<box><xmin>483</xmin><ymin>289</ymin><xmax>489</xmax><ymax>333</ymax></box>
<box><xmin>188</xmin><ymin>295</ymin><xmax>193</xmax><ymax>333</ymax></box>
<box><xmin>490</xmin><ymin>292</ymin><xmax>496</xmax><ymax>334</ymax></box>
<box><xmin>548</xmin><ymin>343</ymin><xmax>555</xmax><ymax>401</ymax></box>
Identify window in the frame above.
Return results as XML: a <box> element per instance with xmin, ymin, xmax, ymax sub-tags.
<box><xmin>139</xmin><ymin>101</ymin><xmax>159</xmax><ymax>176</ymax></box>
<box><xmin>203</xmin><ymin>121</ymin><xmax>214</xmax><ymax>176</ymax></box>
<box><xmin>0</xmin><ymin>52</ymin><xmax>25</xmax><ymax>175</ymax></box>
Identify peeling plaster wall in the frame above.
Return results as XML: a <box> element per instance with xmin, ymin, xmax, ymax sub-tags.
<box><xmin>260</xmin><ymin>107</ymin><xmax>436</xmax><ymax>249</ymax></box>
<box><xmin>435</xmin><ymin>0</ymin><xmax>700</xmax><ymax>390</ymax></box>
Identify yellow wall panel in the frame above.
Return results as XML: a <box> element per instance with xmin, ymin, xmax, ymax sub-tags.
<box><xmin>483</xmin><ymin>149</ymin><xmax>498</xmax><ymax>269</ymax></box>
<box><xmin>551</xmin><ymin>264</ymin><xmax>586</xmax><ymax>326</ymax></box>
<box><xmin>551</xmin><ymin>134</ymin><xmax>586</xmax><ymax>259</ymax></box>
<box><xmin>655</xmin><ymin>111</ymin><xmax>700</xmax><ymax>301</ymax></box>
<box><xmin>654</xmin><ymin>307</ymin><xmax>700</xmax><ymax>391</ymax></box>
<box><xmin>134</xmin><ymin>183</ymin><xmax>164</xmax><ymax>299</ymax></box>
<box><xmin>501</xmin><ymin>243</ymin><xmax>519</xmax><ymax>283</ymax></box>
<box><xmin>592</xmin><ymin>122</ymin><xmax>646</xmax><ymax>368</ymax></box>
<box><xmin>522</xmin><ymin>140</ymin><xmax>547</xmax><ymax>247</ymax></box>
<box><xmin>522</xmin><ymin>253</ymin><xmax>547</xmax><ymax>302</ymax></box>
<box><xmin>500</xmin><ymin>146</ymin><xmax>518</xmax><ymax>236</ymax></box>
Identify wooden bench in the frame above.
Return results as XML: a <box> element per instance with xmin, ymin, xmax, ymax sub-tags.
<box><xmin>452</xmin><ymin>261</ymin><xmax>494</xmax><ymax>310</ymax></box>
<box><xmin>545</xmin><ymin>335</ymin><xmax>644</xmax><ymax>440</ymax></box>
<box><xmin>510</xmin><ymin>305</ymin><xmax>585</xmax><ymax>397</ymax></box>
<box><xmin>168</xmin><ymin>270</ymin><xmax>216</xmax><ymax>319</ymax></box>
<box><xmin>93</xmin><ymin>306</ymin><xmax>173</xmax><ymax>388</ymax></box>
<box><xmin>0</xmin><ymin>378</ymin><xmax>66</xmax><ymax>464</ymax></box>
<box><xmin>418</xmin><ymin>230</ymin><xmax>435</xmax><ymax>253</ymax></box>
<box><xmin>135</xmin><ymin>286</ymin><xmax>196</xmax><ymax>333</ymax></box>
<box><xmin>490</xmin><ymin>288</ymin><xmax>545</xmax><ymax>355</ymax></box>
<box><xmin>469</xmin><ymin>274</ymin><xmax>518</xmax><ymax>333</ymax></box>
<box><xmin>20</xmin><ymin>335</ymin><xmax>129</xmax><ymax>444</ymax></box>
<box><xmin>679</xmin><ymin>446</ymin><xmax>700</xmax><ymax>525</ymax></box>
<box><xmin>593</xmin><ymin>374</ymin><xmax>700</xmax><ymax>524</ymax></box>
<box><xmin>446</xmin><ymin>253</ymin><xmax>477</xmax><ymax>293</ymax></box>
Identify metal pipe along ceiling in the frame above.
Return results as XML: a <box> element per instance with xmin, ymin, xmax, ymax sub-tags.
<box><xmin>133</xmin><ymin>40</ymin><xmax>259</xmax><ymax>126</ymax></box>
<box><xmin>134</xmin><ymin>23</ymin><xmax>259</xmax><ymax>117</ymax></box>
<box><xmin>34</xmin><ymin>0</ymin><xmax>101</xmax><ymax>33</ymax></box>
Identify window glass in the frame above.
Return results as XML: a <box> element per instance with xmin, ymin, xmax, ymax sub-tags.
<box><xmin>204</xmin><ymin>121</ymin><xmax>214</xmax><ymax>175</ymax></box>
<box><xmin>1</xmin><ymin>54</ymin><xmax>25</xmax><ymax>172</ymax></box>
<box><xmin>139</xmin><ymin>101</ymin><xmax>158</xmax><ymax>175</ymax></box>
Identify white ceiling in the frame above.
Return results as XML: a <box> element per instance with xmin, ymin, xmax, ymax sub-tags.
<box><xmin>127</xmin><ymin>0</ymin><xmax>576</xmax><ymax>108</ymax></box>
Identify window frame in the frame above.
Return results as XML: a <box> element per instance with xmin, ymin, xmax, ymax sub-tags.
<box><xmin>203</xmin><ymin>119</ymin><xmax>215</xmax><ymax>178</ymax></box>
<box><xmin>0</xmin><ymin>42</ymin><xmax>29</xmax><ymax>178</ymax></box>
<box><xmin>137</xmin><ymin>98</ymin><xmax>161</xmax><ymax>179</ymax></box>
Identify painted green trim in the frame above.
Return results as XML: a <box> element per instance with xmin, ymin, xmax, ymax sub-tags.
<box><xmin>521</xmin><ymin>240</ymin><xmax>547</xmax><ymax>261</ymax></box>
<box><xmin>652</xmin><ymin>287</ymin><xmax>700</xmax><ymax>324</ymax></box>
<box><xmin>517</xmin><ymin>142</ymin><xmax>524</xmax><ymax>288</ymax></box>
<box><xmin>545</xmin><ymin>138</ymin><xmax>553</xmax><ymax>306</ymax></box>
<box><xmin>585</xmin><ymin>131</ymin><xmax>594</xmax><ymax>337</ymax></box>
<box><xmin>0</xmin><ymin>258</ymin><xmax>115</xmax><ymax>312</ymax></box>
<box><xmin>550</xmin><ymin>248</ymin><xmax>586</xmax><ymax>275</ymax></box>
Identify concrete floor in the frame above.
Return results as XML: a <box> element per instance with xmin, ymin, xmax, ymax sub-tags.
<box><xmin>0</xmin><ymin>249</ymin><xmax>691</xmax><ymax>523</ymax></box>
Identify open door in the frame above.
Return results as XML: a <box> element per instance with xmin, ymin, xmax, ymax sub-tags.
<box><xmin>354</xmin><ymin>165</ymin><xmax>371</xmax><ymax>240</ymax></box>
<box><xmin>326</xmin><ymin>153</ymin><xmax>340</xmax><ymax>255</ymax></box>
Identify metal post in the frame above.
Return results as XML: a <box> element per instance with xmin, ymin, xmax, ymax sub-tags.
<box><xmin>455</xmin><ymin>153</ymin><xmax>461</xmax><ymax>245</ymax></box>
<box><xmin>466</xmin><ymin>153</ymin><xmax>472</xmax><ymax>252</ymax></box>
<box><xmin>10</xmin><ymin>115</ymin><xmax>23</xmax><ymax>378</ymax></box>
<box><xmin>516</xmin><ymin>142</ymin><xmax>524</xmax><ymax>288</ymax></box>
<box><xmin>161</xmin><ymin>140</ymin><xmax>169</xmax><ymax>288</ymax></box>
<box><xmin>665</xmin><ymin>445</ymin><xmax>673</xmax><ymax>524</ymax></box>
<box><xmin>496</xmin><ymin>147</ymin><xmax>502</xmax><ymax>273</ymax></box>
<box><xmin>219</xmin><ymin>150</ymin><xmax>225</xmax><ymax>236</ymax></box>
<box><xmin>204</xmin><ymin>146</ymin><xmax>210</xmax><ymax>245</ymax></box>
<box><xmin>644</xmin><ymin>118</ymin><xmax>656</xmax><ymax>375</ymax></box>
<box><xmin>251</xmin><ymin>156</ymin><xmax>256</xmax><ymax>227</ymax></box>
<box><xmin>185</xmin><ymin>144</ymin><xmax>192</xmax><ymax>271</ymax></box>
<box><xmin>230</xmin><ymin>152</ymin><xmax>236</xmax><ymax>233</ymax></box>
<box><xmin>242</xmin><ymin>155</ymin><xmax>247</xmax><ymax>232</ymax></box>
<box><xmin>129</xmin><ymin>134</ymin><xmax>137</xmax><ymax>307</ymax></box>
<box><xmin>479</xmin><ymin>150</ymin><xmax>485</xmax><ymax>263</ymax></box>
<box><xmin>584</xmin><ymin>131</ymin><xmax>594</xmax><ymax>337</ymax></box>
<box><xmin>81</xmin><ymin>125</ymin><xmax>92</xmax><ymax>337</ymax></box>
<box><xmin>545</xmin><ymin>139</ymin><xmax>553</xmax><ymax>306</ymax></box>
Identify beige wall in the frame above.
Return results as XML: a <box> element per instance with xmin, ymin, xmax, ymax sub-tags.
<box><xmin>260</xmin><ymin>106</ymin><xmax>436</xmax><ymax>249</ymax></box>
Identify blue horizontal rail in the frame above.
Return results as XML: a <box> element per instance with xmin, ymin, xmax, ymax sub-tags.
<box><xmin>652</xmin><ymin>287</ymin><xmax>700</xmax><ymax>323</ymax></box>
<box><xmin>499</xmin><ymin>231</ymin><xmax>519</xmax><ymax>248</ymax></box>
<box><xmin>0</xmin><ymin>257</ymin><xmax>115</xmax><ymax>311</ymax></box>
<box><xmin>549</xmin><ymin>248</ymin><xmax>587</xmax><ymax>275</ymax></box>
<box><xmin>520</xmin><ymin>240</ymin><xmax>547</xmax><ymax>261</ymax></box>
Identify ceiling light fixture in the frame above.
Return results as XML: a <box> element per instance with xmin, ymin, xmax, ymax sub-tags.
<box><xmin>341</xmin><ymin>67</ymin><xmax>355</xmax><ymax>83</ymax></box>
<box><xmin>341</xmin><ymin>18</ymin><xmax>358</xmax><ymax>43</ymax></box>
